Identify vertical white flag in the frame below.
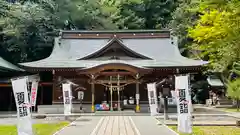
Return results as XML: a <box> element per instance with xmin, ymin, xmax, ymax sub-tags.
<box><xmin>175</xmin><ymin>75</ymin><xmax>192</xmax><ymax>134</ymax></box>
<box><xmin>147</xmin><ymin>83</ymin><xmax>158</xmax><ymax>116</ymax></box>
<box><xmin>62</xmin><ymin>83</ymin><xmax>72</xmax><ymax>115</ymax></box>
<box><xmin>30</xmin><ymin>80</ymin><xmax>39</xmax><ymax>107</ymax></box>
<box><xmin>11</xmin><ymin>77</ymin><xmax>33</xmax><ymax>135</ymax></box>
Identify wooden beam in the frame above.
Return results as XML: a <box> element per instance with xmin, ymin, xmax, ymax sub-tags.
<box><xmin>76</xmin><ymin>63</ymin><xmax>151</xmax><ymax>74</ymax></box>
<box><xmin>40</xmin><ymin>82</ymin><xmax>53</xmax><ymax>85</ymax></box>
<box><xmin>0</xmin><ymin>84</ymin><xmax>11</xmax><ymax>87</ymax></box>
<box><xmin>0</xmin><ymin>82</ymin><xmax>53</xmax><ymax>87</ymax></box>
<box><xmin>91</xmin><ymin>79</ymin><xmax>141</xmax><ymax>84</ymax></box>
<box><xmin>94</xmin><ymin>71</ymin><xmax>135</xmax><ymax>76</ymax></box>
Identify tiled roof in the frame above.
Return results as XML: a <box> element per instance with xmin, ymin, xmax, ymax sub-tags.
<box><xmin>19</xmin><ymin>30</ymin><xmax>208</xmax><ymax>68</ymax></box>
<box><xmin>207</xmin><ymin>75</ymin><xmax>224</xmax><ymax>87</ymax></box>
<box><xmin>0</xmin><ymin>57</ymin><xmax>24</xmax><ymax>71</ymax></box>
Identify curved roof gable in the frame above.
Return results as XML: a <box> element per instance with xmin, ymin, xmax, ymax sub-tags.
<box><xmin>78</xmin><ymin>37</ymin><xmax>152</xmax><ymax>60</ymax></box>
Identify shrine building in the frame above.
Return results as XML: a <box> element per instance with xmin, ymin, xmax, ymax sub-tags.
<box><xmin>2</xmin><ymin>30</ymin><xmax>207</xmax><ymax>113</ymax></box>
<box><xmin>0</xmin><ymin>56</ymin><xmax>24</xmax><ymax>111</ymax></box>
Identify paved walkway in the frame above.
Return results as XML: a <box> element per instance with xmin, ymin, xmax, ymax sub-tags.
<box><xmin>56</xmin><ymin>116</ymin><xmax>102</xmax><ymax>135</ymax></box>
<box><xmin>195</xmin><ymin>106</ymin><xmax>240</xmax><ymax>118</ymax></box>
<box><xmin>131</xmin><ymin>116</ymin><xmax>177</xmax><ymax>135</ymax></box>
<box><xmin>55</xmin><ymin>116</ymin><xmax>176</xmax><ymax>135</ymax></box>
<box><xmin>90</xmin><ymin>116</ymin><xmax>139</xmax><ymax>135</ymax></box>
<box><xmin>228</xmin><ymin>112</ymin><xmax>240</xmax><ymax>118</ymax></box>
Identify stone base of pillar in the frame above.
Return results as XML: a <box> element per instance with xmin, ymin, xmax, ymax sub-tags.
<box><xmin>136</xmin><ymin>105</ymin><xmax>140</xmax><ymax>112</ymax></box>
<box><xmin>91</xmin><ymin>105</ymin><xmax>95</xmax><ymax>112</ymax></box>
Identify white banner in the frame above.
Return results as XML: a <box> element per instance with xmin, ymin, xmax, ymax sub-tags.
<box><xmin>62</xmin><ymin>83</ymin><xmax>72</xmax><ymax>115</ymax></box>
<box><xmin>175</xmin><ymin>75</ymin><xmax>192</xmax><ymax>134</ymax></box>
<box><xmin>147</xmin><ymin>83</ymin><xmax>158</xmax><ymax>116</ymax></box>
<box><xmin>30</xmin><ymin>80</ymin><xmax>38</xmax><ymax>107</ymax></box>
<box><xmin>78</xmin><ymin>91</ymin><xmax>84</xmax><ymax>100</ymax></box>
<box><xmin>11</xmin><ymin>77</ymin><xmax>33</xmax><ymax>135</ymax></box>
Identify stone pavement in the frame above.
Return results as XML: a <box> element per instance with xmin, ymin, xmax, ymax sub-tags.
<box><xmin>55</xmin><ymin>116</ymin><xmax>102</xmax><ymax>135</ymax></box>
<box><xmin>228</xmin><ymin>112</ymin><xmax>240</xmax><ymax>118</ymax></box>
<box><xmin>90</xmin><ymin>116</ymin><xmax>140</xmax><ymax>135</ymax></box>
<box><xmin>131</xmin><ymin>116</ymin><xmax>177</xmax><ymax>135</ymax></box>
<box><xmin>195</xmin><ymin>105</ymin><xmax>240</xmax><ymax>118</ymax></box>
<box><xmin>55</xmin><ymin>116</ymin><xmax>177</xmax><ymax>135</ymax></box>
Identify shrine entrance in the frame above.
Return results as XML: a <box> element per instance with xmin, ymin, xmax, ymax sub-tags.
<box><xmin>97</xmin><ymin>75</ymin><xmax>128</xmax><ymax>111</ymax></box>
<box><xmin>78</xmin><ymin>63</ymin><xmax>149</xmax><ymax>112</ymax></box>
<box><xmin>106</xmin><ymin>85</ymin><xmax>124</xmax><ymax>111</ymax></box>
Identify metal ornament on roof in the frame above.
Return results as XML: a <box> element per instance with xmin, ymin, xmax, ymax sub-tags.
<box><xmin>108</xmin><ymin>86</ymin><xmax>124</xmax><ymax>91</ymax></box>
<box><xmin>107</xmin><ymin>74</ymin><xmax>124</xmax><ymax>91</ymax></box>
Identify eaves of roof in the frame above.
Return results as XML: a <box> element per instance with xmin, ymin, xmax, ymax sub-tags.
<box><xmin>19</xmin><ymin>59</ymin><xmax>208</xmax><ymax>69</ymax></box>
<box><xmin>0</xmin><ymin>57</ymin><xmax>25</xmax><ymax>72</ymax></box>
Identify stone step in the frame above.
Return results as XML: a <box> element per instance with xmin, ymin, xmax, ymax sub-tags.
<box><xmin>158</xmin><ymin>107</ymin><xmax>177</xmax><ymax>113</ymax></box>
<box><xmin>215</xmin><ymin>105</ymin><xmax>234</xmax><ymax>108</ymax></box>
<box><xmin>219</xmin><ymin>100</ymin><xmax>232</xmax><ymax>103</ymax></box>
<box><xmin>218</xmin><ymin>100</ymin><xmax>233</xmax><ymax>105</ymax></box>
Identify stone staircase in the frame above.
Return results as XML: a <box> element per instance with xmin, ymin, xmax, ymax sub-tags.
<box><xmin>216</xmin><ymin>98</ymin><xmax>233</xmax><ymax>108</ymax></box>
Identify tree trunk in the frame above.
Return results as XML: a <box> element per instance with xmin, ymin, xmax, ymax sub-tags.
<box><xmin>237</xmin><ymin>99</ymin><xmax>240</xmax><ymax>112</ymax></box>
<box><xmin>164</xmin><ymin>97</ymin><xmax>169</xmax><ymax>120</ymax></box>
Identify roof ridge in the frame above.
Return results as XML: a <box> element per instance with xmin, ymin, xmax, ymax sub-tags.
<box><xmin>61</xmin><ymin>29</ymin><xmax>170</xmax><ymax>34</ymax></box>
<box><xmin>78</xmin><ymin>37</ymin><xmax>152</xmax><ymax>60</ymax></box>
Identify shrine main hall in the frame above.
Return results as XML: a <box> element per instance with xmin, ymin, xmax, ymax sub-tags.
<box><xmin>6</xmin><ymin>30</ymin><xmax>206</xmax><ymax>113</ymax></box>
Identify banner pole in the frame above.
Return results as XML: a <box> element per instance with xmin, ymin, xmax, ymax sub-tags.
<box><xmin>28</xmin><ymin>81</ymin><xmax>32</xmax><ymax>115</ymax></box>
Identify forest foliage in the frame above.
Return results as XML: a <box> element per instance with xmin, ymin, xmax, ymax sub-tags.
<box><xmin>1</xmin><ymin>0</ymin><xmax>240</xmax><ymax>103</ymax></box>
<box><xmin>0</xmin><ymin>0</ymin><xmax>178</xmax><ymax>63</ymax></box>
<box><xmin>1</xmin><ymin>0</ymin><xmax>240</xmax><ymax>76</ymax></box>
<box><xmin>170</xmin><ymin>0</ymin><xmax>240</xmax><ymax>103</ymax></box>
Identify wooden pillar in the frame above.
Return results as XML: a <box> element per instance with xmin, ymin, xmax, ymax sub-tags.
<box><xmin>52</xmin><ymin>70</ymin><xmax>55</xmax><ymax>104</ymax></box>
<box><xmin>110</xmin><ymin>76</ymin><xmax>113</xmax><ymax>111</ymax></box>
<box><xmin>41</xmin><ymin>85</ymin><xmax>44</xmax><ymax>105</ymax></box>
<box><xmin>135</xmin><ymin>74</ymin><xmax>140</xmax><ymax>112</ymax></box>
<box><xmin>136</xmin><ymin>82</ymin><xmax>140</xmax><ymax>112</ymax></box>
<box><xmin>91</xmin><ymin>74</ymin><xmax>95</xmax><ymax>112</ymax></box>
<box><xmin>117</xmin><ymin>74</ymin><xmax>121</xmax><ymax>111</ymax></box>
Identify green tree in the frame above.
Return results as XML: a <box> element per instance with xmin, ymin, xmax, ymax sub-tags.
<box><xmin>188</xmin><ymin>0</ymin><xmax>240</xmax><ymax>75</ymax></box>
<box><xmin>227</xmin><ymin>61</ymin><xmax>240</xmax><ymax>111</ymax></box>
<box><xmin>169</xmin><ymin>0</ymin><xmax>201</xmax><ymax>51</ymax></box>
<box><xmin>0</xmin><ymin>1</ymin><xmax>56</xmax><ymax>63</ymax></box>
<box><xmin>226</xmin><ymin>78</ymin><xmax>240</xmax><ymax>111</ymax></box>
<box><xmin>54</xmin><ymin>0</ymin><xmax>116</xmax><ymax>30</ymax></box>
<box><xmin>106</xmin><ymin>0</ymin><xmax>144</xmax><ymax>29</ymax></box>
<box><xmin>0</xmin><ymin>0</ymin><xmax>116</xmax><ymax>63</ymax></box>
<box><xmin>112</xmin><ymin>0</ymin><xmax>179</xmax><ymax>29</ymax></box>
